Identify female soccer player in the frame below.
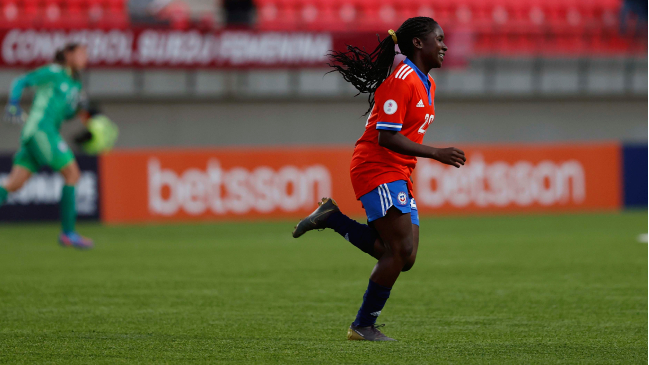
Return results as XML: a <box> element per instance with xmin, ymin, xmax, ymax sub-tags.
<box><xmin>292</xmin><ymin>17</ymin><xmax>466</xmax><ymax>341</ymax></box>
<box><xmin>1</xmin><ymin>43</ymin><xmax>93</xmax><ymax>249</ymax></box>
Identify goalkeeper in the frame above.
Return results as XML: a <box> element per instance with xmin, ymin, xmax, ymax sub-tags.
<box><xmin>1</xmin><ymin>43</ymin><xmax>96</xmax><ymax>249</ymax></box>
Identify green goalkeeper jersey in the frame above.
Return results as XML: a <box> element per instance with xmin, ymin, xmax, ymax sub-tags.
<box><xmin>9</xmin><ymin>64</ymin><xmax>83</xmax><ymax>140</ymax></box>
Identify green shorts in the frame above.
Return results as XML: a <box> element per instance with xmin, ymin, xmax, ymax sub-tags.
<box><xmin>14</xmin><ymin>130</ymin><xmax>75</xmax><ymax>172</ymax></box>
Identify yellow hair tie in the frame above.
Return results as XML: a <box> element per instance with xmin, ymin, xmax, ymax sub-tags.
<box><xmin>388</xmin><ymin>29</ymin><xmax>398</xmax><ymax>44</ymax></box>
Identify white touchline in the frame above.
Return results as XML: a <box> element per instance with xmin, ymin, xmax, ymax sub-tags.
<box><xmin>637</xmin><ymin>234</ymin><xmax>647</xmax><ymax>243</ymax></box>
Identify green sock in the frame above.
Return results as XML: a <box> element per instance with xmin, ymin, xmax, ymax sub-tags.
<box><xmin>0</xmin><ymin>186</ymin><xmax>7</xmax><ymax>206</ymax></box>
<box><xmin>61</xmin><ymin>185</ymin><xmax>76</xmax><ymax>234</ymax></box>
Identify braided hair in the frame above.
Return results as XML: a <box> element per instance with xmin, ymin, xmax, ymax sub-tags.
<box><xmin>329</xmin><ymin>17</ymin><xmax>438</xmax><ymax>115</ymax></box>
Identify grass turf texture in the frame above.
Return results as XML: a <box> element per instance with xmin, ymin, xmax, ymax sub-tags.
<box><xmin>0</xmin><ymin>212</ymin><xmax>646</xmax><ymax>364</ymax></box>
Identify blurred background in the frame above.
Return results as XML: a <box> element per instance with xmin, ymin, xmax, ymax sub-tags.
<box><xmin>0</xmin><ymin>0</ymin><xmax>646</xmax><ymax>222</ymax></box>
<box><xmin>0</xmin><ymin>3</ymin><xmax>646</xmax><ymax>361</ymax></box>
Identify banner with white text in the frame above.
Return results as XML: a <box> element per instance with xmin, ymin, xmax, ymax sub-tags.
<box><xmin>99</xmin><ymin>143</ymin><xmax>621</xmax><ymax>223</ymax></box>
<box><xmin>0</xmin><ymin>154</ymin><xmax>100</xmax><ymax>221</ymax></box>
<box><xmin>0</xmin><ymin>28</ymin><xmax>468</xmax><ymax>69</ymax></box>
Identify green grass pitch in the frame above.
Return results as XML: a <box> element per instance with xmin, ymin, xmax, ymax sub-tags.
<box><xmin>0</xmin><ymin>212</ymin><xmax>646</xmax><ymax>364</ymax></box>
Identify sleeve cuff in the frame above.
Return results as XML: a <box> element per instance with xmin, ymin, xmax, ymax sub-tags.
<box><xmin>376</xmin><ymin>122</ymin><xmax>403</xmax><ymax>131</ymax></box>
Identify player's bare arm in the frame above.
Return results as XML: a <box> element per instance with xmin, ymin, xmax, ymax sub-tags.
<box><xmin>378</xmin><ymin>129</ymin><xmax>465</xmax><ymax>167</ymax></box>
<box><xmin>77</xmin><ymin>109</ymin><xmax>91</xmax><ymax>126</ymax></box>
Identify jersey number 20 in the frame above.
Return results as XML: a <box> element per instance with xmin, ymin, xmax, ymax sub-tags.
<box><xmin>418</xmin><ymin>114</ymin><xmax>434</xmax><ymax>134</ymax></box>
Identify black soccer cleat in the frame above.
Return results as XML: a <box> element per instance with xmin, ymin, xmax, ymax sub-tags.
<box><xmin>347</xmin><ymin>324</ymin><xmax>396</xmax><ymax>341</ymax></box>
<box><xmin>292</xmin><ymin>197</ymin><xmax>340</xmax><ymax>238</ymax></box>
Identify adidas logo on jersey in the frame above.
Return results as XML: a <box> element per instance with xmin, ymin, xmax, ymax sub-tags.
<box><xmin>416</xmin><ymin>99</ymin><xmax>424</xmax><ymax>107</ymax></box>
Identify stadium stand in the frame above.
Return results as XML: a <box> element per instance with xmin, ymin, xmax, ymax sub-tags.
<box><xmin>255</xmin><ymin>0</ymin><xmax>622</xmax><ymax>30</ymax></box>
<box><xmin>0</xmin><ymin>0</ymin><xmax>645</xmax><ymax>55</ymax></box>
<box><xmin>0</xmin><ymin>0</ymin><xmax>128</xmax><ymax>28</ymax></box>
<box><xmin>254</xmin><ymin>0</ymin><xmax>644</xmax><ymax>55</ymax></box>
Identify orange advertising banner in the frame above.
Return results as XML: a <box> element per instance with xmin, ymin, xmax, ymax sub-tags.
<box><xmin>100</xmin><ymin>143</ymin><xmax>621</xmax><ymax>223</ymax></box>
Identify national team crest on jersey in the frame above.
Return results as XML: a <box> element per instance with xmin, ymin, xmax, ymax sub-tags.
<box><xmin>383</xmin><ymin>99</ymin><xmax>397</xmax><ymax>115</ymax></box>
<box><xmin>398</xmin><ymin>191</ymin><xmax>407</xmax><ymax>205</ymax></box>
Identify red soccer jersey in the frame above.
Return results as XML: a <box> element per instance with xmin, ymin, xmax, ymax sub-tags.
<box><xmin>350</xmin><ymin>59</ymin><xmax>436</xmax><ymax>200</ymax></box>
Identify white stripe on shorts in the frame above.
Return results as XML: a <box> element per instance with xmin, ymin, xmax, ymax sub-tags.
<box><xmin>381</xmin><ymin>184</ymin><xmax>392</xmax><ymax>216</ymax></box>
<box><xmin>377</xmin><ymin>185</ymin><xmax>386</xmax><ymax>216</ymax></box>
<box><xmin>378</xmin><ymin>184</ymin><xmax>393</xmax><ymax>216</ymax></box>
<box><xmin>383</xmin><ymin>184</ymin><xmax>393</xmax><ymax>207</ymax></box>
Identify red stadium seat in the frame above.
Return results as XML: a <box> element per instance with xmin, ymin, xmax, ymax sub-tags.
<box><xmin>21</xmin><ymin>0</ymin><xmax>43</xmax><ymax>27</ymax></box>
<box><xmin>67</xmin><ymin>0</ymin><xmax>84</xmax><ymax>9</ymax></box>
<box><xmin>255</xmin><ymin>0</ymin><xmax>299</xmax><ymax>30</ymax></box>
<box><xmin>300</xmin><ymin>0</ymin><xmax>346</xmax><ymax>31</ymax></box>
<box><xmin>468</xmin><ymin>0</ymin><xmax>493</xmax><ymax>29</ymax></box>
<box><xmin>96</xmin><ymin>6</ymin><xmax>127</xmax><ymax>29</ymax></box>
<box><xmin>104</xmin><ymin>0</ymin><xmax>123</xmax><ymax>13</ymax></box>
<box><xmin>87</xmin><ymin>4</ymin><xmax>103</xmax><ymax>24</ymax></box>
<box><xmin>353</xmin><ymin>0</ymin><xmax>378</xmax><ymax>31</ymax></box>
<box><xmin>42</xmin><ymin>0</ymin><xmax>64</xmax><ymax>28</ymax></box>
<box><xmin>355</xmin><ymin>0</ymin><xmax>399</xmax><ymax>31</ymax></box>
<box><xmin>507</xmin><ymin>0</ymin><xmax>536</xmax><ymax>28</ymax></box>
<box><xmin>278</xmin><ymin>0</ymin><xmax>300</xmax><ymax>29</ymax></box>
<box><xmin>197</xmin><ymin>10</ymin><xmax>217</xmax><ymax>30</ymax></box>
<box><xmin>67</xmin><ymin>10</ymin><xmax>90</xmax><ymax>28</ymax></box>
<box><xmin>86</xmin><ymin>0</ymin><xmax>104</xmax><ymax>25</ymax></box>
<box><xmin>424</xmin><ymin>0</ymin><xmax>452</xmax><ymax>26</ymax></box>
<box><xmin>395</xmin><ymin>0</ymin><xmax>414</xmax><ymax>22</ymax></box>
<box><xmin>0</xmin><ymin>0</ymin><xmax>24</xmax><ymax>29</ymax></box>
<box><xmin>158</xmin><ymin>1</ymin><xmax>191</xmax><ymax>29</ymax></box>
<box><xmin>337</xmin><ymin>1</ymin><xmax>357</xmax><ymax>28</ymax></box>
<box><xmin>255</xmin><ymin>0</ymin><xmax>278</xmax><ymax>29</ymax></box>
<box><xmin>298</xmin><ymin>1</ymin><xmax>321</xmax><ymax>30</ymax></box>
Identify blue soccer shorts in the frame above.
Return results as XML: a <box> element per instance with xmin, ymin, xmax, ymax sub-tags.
<box><xmin>359</xmin><ymin>180</ymin><xmax>419</xmax><ymax>226</ymax></box>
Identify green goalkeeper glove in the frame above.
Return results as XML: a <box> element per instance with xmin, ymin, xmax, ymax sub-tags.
<box><xmin>81</xmin><ymin>115</ymin><xmax>119</xmax><ymax>155</ymax></box>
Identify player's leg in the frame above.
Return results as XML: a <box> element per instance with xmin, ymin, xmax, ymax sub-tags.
<box><xmin>318</xmin><ymin>208</ymin><xmax>418</xmax><ymax>271</ymax></box>
<box><xmin>57</xmin><ymin>160</ymin><xmax>92</xmax><ymax>249</ymax></box>
<box><xmin>293</xmin><ymin>192</ymin><xmax>420</xmax><ymax>272</ymax></box>
<box><xmin>402</xmin><ymin>224</ymin><xmax>419</xmax><ymax>272</ymax></box>
<box><xmin>28</xmin><ymin>131</ymin><xmax>92</xmax><ymax>248</ymax></box>
<box><xmin>293</xmin><ymin>197</ymin><xmax>381</xmax><ymax>256</ymax></box>
<box><xmin>401</xmin><ymin>199</ymin><xmax>420</xmax><ymax>272</ymax></box>
<box><xmin>0</xmin><ymin>143</ymin><xmax>39</xmax><ymax>206</ymax></box>
<box><xmin>324</xmin><ymin>208</ymin><xmax>384</xmax><ymax>257</ymax></box>
<box><xmin>346</xmin><ymin>186</ymin><xmax>419</xmax><ymax>271</ymax></box>
<box><xmin>348</xmin><ymin>206</ymin><xmax>412</xmax><ymax>341</ymax></box>
<box><xmin>59</xmin><ymin>161</ymin><xmax>80</xmax><ymax>234</ymax></box>
<box><xmin>29</xmin><ymin>131</ymin><xmax>78</xmax><ymax>235</ymax></box>
<box><xmin>347</xmin><ymin>181</ymin><xmax>415</xmax><ymax>341</ymax></box>
<box><xmin>370</xmin><ymin>223</ymin><xmax>418</xmax><ymax>272</ymax></box>
<box><xmin>370</xmin><ymin>200</ymin><xmax>419</xmax><ymax>271</ymax></box>
<box><xmin>0</xmin><ymin>165</ymin><xmax>32</xmax><ymax>206</ymax></box>
<box><xmin>369</xmin><ymin>207</ymin><xmax>413</xmax><ymax>286</ymax></box>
